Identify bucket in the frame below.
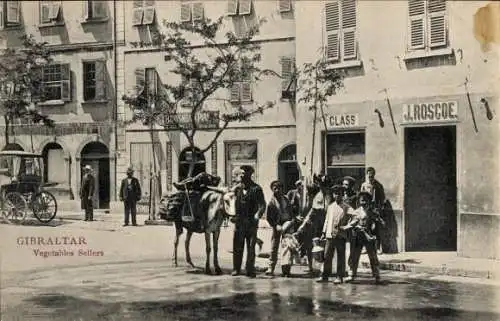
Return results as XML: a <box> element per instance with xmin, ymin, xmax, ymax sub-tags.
<box><xmin>311</xmin><ymin>237</ymin><xmax>325</xmax><ymax>263</ymax></box>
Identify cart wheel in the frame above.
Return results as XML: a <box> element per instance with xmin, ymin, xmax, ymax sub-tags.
<box><xmin>33</xmin><ymin>191</ymin><xmax>57</xmax><ymax>223</ymax></box>
<box><xmin>4</xmin><ymin>192</ymin><xmax>28</xmax><ymax>223</ymax></box>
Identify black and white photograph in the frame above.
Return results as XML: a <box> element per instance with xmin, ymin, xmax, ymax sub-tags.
<box><xmin>0</xmin><ymin>0</ymin><xmax>499</xmax><ymax>320</ymax></box>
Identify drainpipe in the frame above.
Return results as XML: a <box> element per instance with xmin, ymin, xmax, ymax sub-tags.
<box><xmin>112</xmin><ymin>0</ymin><xmax>118</xmax><ymax>202</ymax></box>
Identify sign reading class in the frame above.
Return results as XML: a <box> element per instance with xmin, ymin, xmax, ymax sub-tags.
<box><xmin>403</xmin><ymin>102</ymin><xmax>458</xmax><ymax>123</ymax></box>
<box><xmin>328</xmin><ymin>114</ymin><xmax>359</xmax><ymax>128</ymax></box>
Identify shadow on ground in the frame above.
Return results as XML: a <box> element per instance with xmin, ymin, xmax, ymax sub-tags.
<box><xmin>10</xmin><ymin>288</ymin><xmax>499</xmax><ymax>321</ymax></box>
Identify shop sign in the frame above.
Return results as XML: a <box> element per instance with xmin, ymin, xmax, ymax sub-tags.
<box><xmin>327</xmin><ymin>114</ymin><xmax>359</xmax><ymax>128</ymax></box>
<box><xmin>403</xmin><ymin>102</ymin><xmax>458</xmax><ymax>123</ymax></box>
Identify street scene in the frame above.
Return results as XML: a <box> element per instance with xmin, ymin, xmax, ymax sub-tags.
<box><xmin>1</xmin><ymin>0</ymin><xmax>500</xmax><ymax>320</ymax></box>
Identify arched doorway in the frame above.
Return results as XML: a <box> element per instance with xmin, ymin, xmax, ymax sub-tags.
<box><xmin>278</xmin><ymin>144</ymin><xmax>300</xmax><ymax>193</ymax></box>
<box><xmin>178</xmin><ymin>147</ymin><xmax>206</xmax><ymax>181</ymax></box>
<box><xmin>2</xmin><ymin>143</ymin><xmax>24</xmax><ymax>151</ymax></box>
<box><xmin>81</xmin><ymin>141</ymin><xmax>110</xmax><ymax>209</ymax></box>
<box><xmin>42</xmin><ymin>143</ymin><xmax>65</xmax><ymax>185</ymax></box>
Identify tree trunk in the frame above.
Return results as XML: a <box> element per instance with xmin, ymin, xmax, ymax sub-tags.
<box><xmin>4</xmin><ymin>115</ymin><xmax>10</xmax><ymax>146</ymax></box>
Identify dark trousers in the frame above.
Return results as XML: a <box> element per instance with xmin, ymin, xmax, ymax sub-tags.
<box><xmin>233</xmin><ymin>222</ymin><xmax>258</xmax><ymax>274</ymax></box>
<box><xmin>322</xmin><ymin>237</ymin><xmax>346</xmax><ymax>279</ymax></box>
<box><xmin>268</xmin><ymin>228</ymin><xmax>282</xmax><ymax>270</ymax></box>
<box><xmin>350</xmin><ymin>234</ymin><xmax>380</xmax><ymax>278</ymax></box>
<box><xmin>83</xmin><ymin>198</ymin><xmax>93</xmax><ymax>221</ymax></box>
<box><xmin>124</xmin><ymin>200</ymin><xmax>137</xmax><ymax>225</ymax></box>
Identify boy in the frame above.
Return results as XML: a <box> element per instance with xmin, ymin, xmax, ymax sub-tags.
<box><xmin>342</xmin><ymin>191</ymin><xmax>384</xmax><ymax>284</ymax></box>
<box><xmin>317</xmin><ymin>185</ymin><xmax>353</xmax><ymax>284</ymax></box>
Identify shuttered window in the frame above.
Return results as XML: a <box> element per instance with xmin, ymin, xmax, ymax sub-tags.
<box><xmin>325</xmin><ymin>0</ymin><xmax>357</xmax><ymax>63</ymax></box>
<box><xmin>230</xmin><ymin>62</ymin><xmax>252</xmax><ymax>103</ymax></box>
<box><xmin>408</xmin><ymin>0</ymin><xmax>447</xmax><ymax>51</ymax></box>
<box><xmin>132</xmin><ymin>0</ymin><xmax>155</xmax><ymax>26</ymax></box>
<box><xmin>180</xmin><ymin>0</ymin><xmax>204</xmax><ymax>22</ymax></box>
<box><xmin>278</xmin><ymin>0</ymin><xmax>292</xmax><ymax>13</ymax></box>
<box><xmin>40</xmin><ymin>1</ymin><xmax>63</xmax><ymax>24</ymax></box>
<box><xmin>0</xmin><ymin>1</ymin><xmax>21</xmax><ymax>28</ymax></box>
<box><xmin>227</xmin><ymin>0</ymin><xmax>252</xmax><ymax>16</ymax></box>
<box><xmin>83</xmin><ymin>60</ymin><xmax>107</xmax><ymax>101</ymax></box>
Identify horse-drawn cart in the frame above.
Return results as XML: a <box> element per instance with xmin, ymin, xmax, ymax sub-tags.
<box><xmin>0</xmin><ymin>151</ymin><xmax>57</xmax><ymax>223</ymax></box>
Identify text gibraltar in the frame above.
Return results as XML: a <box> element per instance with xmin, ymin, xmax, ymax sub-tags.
<box><xmin>17</xmin><ymin>236</ymin><xmax>87</xmax><ymax>246</ymax></box>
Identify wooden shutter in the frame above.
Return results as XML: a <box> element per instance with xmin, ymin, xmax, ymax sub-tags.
<box><xmin>41</xmin><ymin>2</ymin><xmax>51</xmax><ymax>23</ymax></box>
<box><xmin>83</xmin><ymin>0</ymin><xmax>89</xmax><ymax>20</ymax></box>
<box><xmin>408</xmin><ymin>0</ymin><xmax>425</xmax><ymax>50</ymax></box>
<box><xmin>92</xmin><ymin>0</ymin><xmax>107</xmax><ymax>19</ymax></box>
<box><xmin>325</xmin><ymin>1</ymin><xmax>340</xmax><ymax>61</ymax></box>
<box><xmin>180</xmin><ymin>2</ymin><xmax>191</xmax><ymax>22</ymax></box>
<box><xmin>278</xmin><ymin>0</ymin><xmax>291</xmax><ymax>13</ymax></box>
<box><xmin>0</xmin><ymin>2</ymin><xmax>4</xmax><ymax>29</ymax></box>
<box><xmin>60</xmin><ymin>63</ymin><xmax>71</xmax><ymax>102</ymax></box>
<box><xmin>192</xmin><ymin>2</ymin><xmax>204</xmax><ymax>21</ymax></box>
<box><xmin>145</xmin><ymin>68</ymin><xmax>157</xmax><ymax>104</ymax></box>
<box><xmin>95</xmin><ymin>60</ymin><xmax>107</xmax><ymax>100</ymax></box>
<box><xmin>132</xmin><ymin>0</ymin><xmax>144</xmax><ymax>25</ymax></box>
<box><xmin>135</xmin><ymin>68</ymin><xmax>146</xmax><ymax>96</ymax></box>
<box><xmin>143</xmin><ymin>5</ymin><xmax>156</xmax><ymax>25</ymax></box>
<box><xmin>6</xmin><ymin>1</ymin><xmax>20</xmax><ymax>24</ymax></box>
<box><xmin>341</xmin><ymin>0</ymin><xmax>357</xmax><ymax>60</ymax></box>
<box><xmin>239</xmin><ymin>0</ymin><xmax>251</xmax><ymax>15</ymax></box>
<box><xmin>48</xmin><ymin>1</ymin><xmax>61</xmax><ymax>21</ymax></box>
<box><xmin>227</xmin><ymin>0</ymin><xmax>237</xmax><ymax>15</ymax></box>
<box><xmin>428</xmin><ymin>0</ymin><xmax>446</xmax><ymax>48</ymax></box>
<box><xmin>230</xmin><ymin>83</ymin><xmax>240</xmax><ymax>102</ymax></box>
<box><xmin>281</xmin><ymin>57</ymin><xmax>292</xmax><ymax>91</ymax></box>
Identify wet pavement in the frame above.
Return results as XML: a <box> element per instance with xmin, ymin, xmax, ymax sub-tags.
<box><xmin>2</xmin><ymin>260</ymin><xmax>500</xmax><ymax>321</ymax></box>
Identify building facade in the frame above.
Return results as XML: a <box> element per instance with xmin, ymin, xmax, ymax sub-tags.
<box><xmin>0</xmin><ymin>0</ymin><xmax>124</xmax><ymax>211</ymax></box>
<box><xmin>118</xmin><ymin>0</ymin><xmax>298</xmax><ymax>203</ymax></box>
<box><xmin>295</xmin><ymin>0</ymin><xmax>500</xmax><ymax>259</ymax></box>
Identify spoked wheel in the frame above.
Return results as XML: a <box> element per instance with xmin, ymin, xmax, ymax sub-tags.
<box><xmin>32</xmin><ymin>191</ymin><xmax>57</xmax><ymax>223</ymax></box>
<box><xmin>4</xmin><ymin>192</ymin><xmax>28</xmax><ymax>223</ymax></box>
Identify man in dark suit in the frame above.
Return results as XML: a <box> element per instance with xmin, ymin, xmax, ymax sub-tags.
<box><xmin>232</xmin><ymin>165</ymin><xmax>266</xmax><ymax>278</ymax></box>
<box><xmin>80</xmin><ymin>165</ymin><xmax>95</xmax><ymax>221</ymax></box>
<box><xmin>119</xmin><ymin>167</ymin><xmax>142</xmax><ymax>227</ymax></box>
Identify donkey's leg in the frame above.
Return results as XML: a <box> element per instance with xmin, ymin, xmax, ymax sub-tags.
<box><xmin>173</xmin><ymin>227</ymin><xmax>181</xmax><ymax>267</ymax></box>
<box><xmin>213</xmin><ymin>228</ymin><xmax>222</xmax><ymax>275</ymax></box>
<box><xmin>204</xmin><ymin>232</ymin><xmax>212</xmax><ymax>275</ymax></box>
<box><xmin>185</xmin><ymin>230</ymin><xmax>195</xmax><ymax>268</ymax></box>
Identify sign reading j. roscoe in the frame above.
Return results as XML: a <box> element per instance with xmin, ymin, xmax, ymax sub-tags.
<box><xmin>403</xmin><ymin>102</ymin><xmax>458</xmax><ymax>123</ymax></box>
<box><xmin>328</xmin><ymin>114</ymin><xmax>359</xmax><ymax>128</ymax></box>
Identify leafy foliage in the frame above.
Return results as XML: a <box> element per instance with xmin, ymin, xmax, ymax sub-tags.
<box><xmin>122</xmin><ymin>16</ymin><xmax>277</xmax><ymax>156</ymax></box>
<box><xmin>0</xmin><ymin>34</ymin><xmax>55</xmax><ymax>144</ymax></box>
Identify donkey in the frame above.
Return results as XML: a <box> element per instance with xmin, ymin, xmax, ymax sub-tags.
<box><xmin>168</xmin><ymin>186</ymin><xmax>236</xmax><ymax>275</ymax></box>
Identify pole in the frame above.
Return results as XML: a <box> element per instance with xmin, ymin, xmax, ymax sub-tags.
<box><xmin>310</xmin><ymin>106</ymin><xmax>318</xmax><ymax>176</ymax></box>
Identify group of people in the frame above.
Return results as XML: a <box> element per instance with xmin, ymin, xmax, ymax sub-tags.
<box><xmin>261</xmin><ymin>167</ymin><xmax>386</xmax><ymax>284</ymax></box>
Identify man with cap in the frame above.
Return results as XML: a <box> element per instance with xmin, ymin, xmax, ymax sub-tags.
<box><xmin>317</xmin><ymin>184</ymin><xmax>353</xmax><ymax>284</ymax></box>
<box><xmin>342</xmin><ymin>175</ymin><xmax>358</xmax><ymax>276</ymax></box>
<box><xmin>341</xmin><ymin>190</ymin><xmax>384</xmax><ymax>284</ymax></box>
<box><xmin>265</xmin><ymin>180</ymin><xmax>293</xmax><ymax>276</ymax></box>
<box><xmin>286</xmin><ymin>179</ymin><xmax>304</xmax><ymax>218</ymax></box>
<box><xmin>80</xmin><ymin>164</ymin><xmax>95</xmax><ymax>221</ymax></box>
<box><xmin>119</xmin><ymin>167</ymin><xmax>142</xmax><ymax>226</ymax></box>
<box><xmin>232</xmin><ymin>165</ymin><xmax>266</xmax><ymax>278</ymax></box>
<box><xmin>360</xmin><ymin>167</ymin><xmax>386</xmax><ymax>254</ymax></box>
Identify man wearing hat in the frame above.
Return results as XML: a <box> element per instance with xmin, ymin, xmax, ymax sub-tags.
<box><xmin>119</xmin><ymin>167</ymin><xmax>142</xmax><ymax>226</ymax></box>
<box><xmin>342</xmin><ymin>191</ymin><xmax>383</xmax><ymax>284</ymax></box>
<box><xmin>360</xmin><ymin>167</ymin><xmax>386</xmax><ymax>254</ymax></box>
<box><xmin>265</xmin><ymin>180</ymin><xmax>293</xmax><ymax>276</ymax></box>
<box><xmin>317</xmin><ymin>184</ymin><xmax>353</xmax><ymax>284</ymax></box>
<box><xmin>80</xmin><ymin>165</ymin><xmax>95</xmax><ymax>221</ymax></box>
<box><xmin>232</xmin><ymin>165</ymin><xmax>266</xmax><ymax>278</ymax></box>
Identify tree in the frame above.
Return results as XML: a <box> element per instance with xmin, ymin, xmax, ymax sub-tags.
<box><xmin>122</xmin><ymin>16</ymin><xmax>277</xmax><ymax>179</ymax></box>
<box><xmin>295</xmin><ymin>56</ymin><xmax>344</xmax><ymax>176</ymax></box>
<box><xmin>0</xmin><ymin>34</ymin><xmax>55</xmax><ymax>149</ymax></box>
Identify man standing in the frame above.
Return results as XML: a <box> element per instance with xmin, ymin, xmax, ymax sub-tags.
<box><xmin>265</xmin><ymin>180</ymin><xmax>293</xmax><ymax>276</ymax></box>
<box><xmin>286</xmin><ymin>180</ymin><xmax>304</xmax><ymax>218</ymax></box>
<box><xmin>317</xmin><ymin>185</ymin><xmax>352</xmax><ymax>284</ymax></box>
<box><xmin>80</xmin><ymin>165</ymin><xmax>95</xmax><ymax>222</ymax></box>
<box><xmin>232</xmin><ymin>165</ymin><xmax>266</xmax><ymax>278</ymax></box>
<box><xmin>360</xmin><ymin>167</ymin><xmax>386</xmax><ymax>254</ymax></box>
<box><xmin>342</xmin><ymin>176</ymin><xmax>358</xmax><ymax>276</ymax></box>
<box><xmin>119</xmin><ymin>167</ymin><xmax>142</xmax><ymax>227</ymax></box>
